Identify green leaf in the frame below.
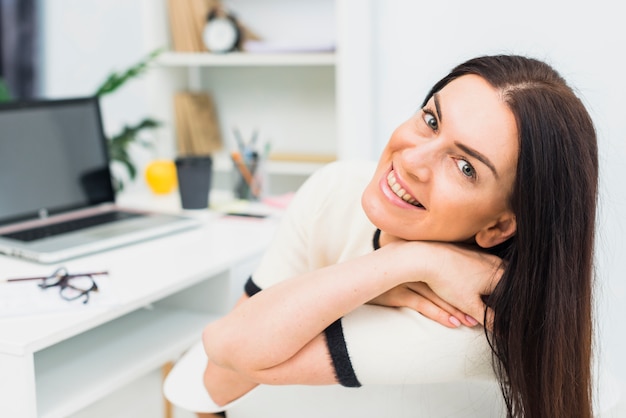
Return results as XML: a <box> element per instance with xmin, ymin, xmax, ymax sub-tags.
<box><xmin>107</xmin><ymin>117</ymin><xmax>163</xmax><ymax>180</ymax></box>
<box><xmin>0</xmin><ymin>78</ymin><xmax>12</xmax><ymax>102</ymax></box>
<box><xmin>108</xmin><ymin>118</ymin><xmax>161</xmax><ymax>149</ymax></box>
<box><xmin>95</xmin><ymin>49</ymin><xmax>165</xmax><ymax>187</ymax></box>
<box><xmin>121</xmin><ymin>158</ymin><xmax>137</xmax><ymax>180</ymax></box>
<box><xmin>94</xmin><ymin>47</ymin><xmax>165</xmax><ymax>97</ymax></box>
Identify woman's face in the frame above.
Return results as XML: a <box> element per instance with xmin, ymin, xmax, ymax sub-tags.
<box><xmin>362</xmin><ymin>74</ymin><xmax>519</xmax><ymax>246</ymax></box>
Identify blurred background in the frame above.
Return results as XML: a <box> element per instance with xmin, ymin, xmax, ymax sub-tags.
<box><xmin>1</xmin><ymin>0</ymin><xmax>624</xmax><ymax>415</ymax></box>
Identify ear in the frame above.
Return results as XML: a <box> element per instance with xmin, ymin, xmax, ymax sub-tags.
<box><xmin>475</xmin><ymin>212</ymin><xmax>517</xmax><ymax>249</ymax></box>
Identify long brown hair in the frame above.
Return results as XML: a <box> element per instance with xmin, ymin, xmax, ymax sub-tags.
<box><xmin>424</xmin><ymin>55</ymin><xmax>598</xmax><ymax>417</ymax></box>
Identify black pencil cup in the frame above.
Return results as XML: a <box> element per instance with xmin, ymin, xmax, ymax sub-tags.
<box><xmin>175</xmin><ymin>156</ymin><xmax>213</xmax><ymax>209</ymax></box>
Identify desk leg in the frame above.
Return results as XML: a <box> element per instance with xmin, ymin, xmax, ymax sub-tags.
<box><xmin>0</xmin><ymin>351</ymin><xmax>37</xmax><ymax>417</ymax></box>
<box><xmin>162</xmin><ymin>361</ymin><xmax>174</xmax><ymax>418</ymax></box>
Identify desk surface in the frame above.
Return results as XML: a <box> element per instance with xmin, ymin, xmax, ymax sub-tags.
<box><xmin>0</xmin><ymin>189</ymin><xmax>281</xmax><ymax>417</ymax></box>
<box><xmin>0</xmin><ymin>195</ymin><xmax>279</xmax><ymax>356</ymax></box>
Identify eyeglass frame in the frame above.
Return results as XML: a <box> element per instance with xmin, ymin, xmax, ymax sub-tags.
<box><xmin>5</xmin><ymin>267</ymin><xmax>108</xmax><ymax>304</ymax></box>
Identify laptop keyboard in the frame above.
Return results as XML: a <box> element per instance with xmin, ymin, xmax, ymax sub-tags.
<box><xmin>1</xmin><ymin>211</ymin><xmax>142</xmax><ymax>242</ymax></box>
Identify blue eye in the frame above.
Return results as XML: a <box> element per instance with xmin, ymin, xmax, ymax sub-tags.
<box><xmin>422</xmin><ymin>110</ymin><xmax>439</xmax><ymax>131</ymax></box>
<box><xmin>456</xmin><ymin>159</ymin><xmax>476</xmax><ymax>179</ymax></box>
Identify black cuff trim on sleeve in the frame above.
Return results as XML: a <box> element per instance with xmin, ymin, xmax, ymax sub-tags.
<box><xmin>372</xmin><ymin>228</ymin><xmax>381</xmax><ymax>250</ymax></box>
<box><xmin>324</xmin><ymin>318</ymin><xmax>361</xmax><ymax>387</ymax></box>
<box><xmin>244</xmin><ymin>277</ymin><xmax>262</xmax><ymax>297</ymax></box>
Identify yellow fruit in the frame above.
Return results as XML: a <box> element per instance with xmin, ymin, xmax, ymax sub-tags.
<box><xmin>145</xmin><ymin>160</ymin><xmax>177</xmax><ymax>194</ymax></box>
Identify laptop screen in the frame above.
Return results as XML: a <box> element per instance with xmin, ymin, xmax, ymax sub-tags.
<box><xmin>0</xmin><ymin>97</ymin><xmax>115</xmax><ymax>226</ymax></box>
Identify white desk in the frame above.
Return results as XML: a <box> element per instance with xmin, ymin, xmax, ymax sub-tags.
<box><xmin>0</xmin><ymin>193</ymin><xmax>278</xmax><ymax>417</ymax></box>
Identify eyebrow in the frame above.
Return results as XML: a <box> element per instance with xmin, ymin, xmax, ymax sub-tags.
<box><xmin>454</xmin><ymin>142</ymin><xmax>499</xmax><ymax>178</ymax></box>
<box><xmin>433</xmin><ymin>93</ymin><xmax>443</xmax><ymax>122</ymax></box>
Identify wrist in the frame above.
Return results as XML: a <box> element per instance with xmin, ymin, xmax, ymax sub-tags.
<box><xmin>375</xmin><ymin>240</ymin><xmax>436</xmax><ymax>286</ymax></box>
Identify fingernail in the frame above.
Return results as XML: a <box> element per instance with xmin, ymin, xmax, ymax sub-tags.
<box><xmin>449</xmin><ymin>316</ymin><xmax>461</xmax><ymax>327</ymax></box>
<box><xmin>465</xmin><ymin>315</ymin><xmax>479</xmax><ymax>326</ymax></box>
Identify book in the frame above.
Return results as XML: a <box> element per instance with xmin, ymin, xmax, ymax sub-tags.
<box><xmin>167</xmin><ymin>0</ymin><xmax>212</xmax><ymax>52</ymax></box>
<box><xmin>174</xmin><ymin>92</ymin><xmax>223</xmax><ymax>156</ymax></box>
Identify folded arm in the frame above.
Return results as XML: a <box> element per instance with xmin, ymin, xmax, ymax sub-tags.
<box><xmin>203</xmin><ymin>297</ymin><xmax>337</xmax><ymax>406</ymax></box>
<box><xmin>203</xmin><ymin>241</ymin><xmax>501</xmax><ymax>384</ymax></box>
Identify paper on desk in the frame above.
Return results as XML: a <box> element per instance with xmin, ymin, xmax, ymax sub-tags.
<box><xmin>0</xmin><ymin>275</ymin><xmax>120</xmax><ymax>318</ymax></box>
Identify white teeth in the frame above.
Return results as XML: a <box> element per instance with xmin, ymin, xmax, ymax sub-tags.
<box><xmin>387</xmin><ymin>171</ymin><xmax>423</xmax><ymax>207</ymax></box>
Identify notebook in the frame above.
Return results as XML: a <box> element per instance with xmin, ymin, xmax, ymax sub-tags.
<box><xmin>0</xmin><ymin>96</ymin><xmax>200</xmax><ymax>264</ymax></box>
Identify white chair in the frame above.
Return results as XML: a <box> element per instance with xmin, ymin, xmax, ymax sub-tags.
<box><xmin>165</xmin><ymin>341</ymin><xmax>625</xmax><ymax>417</ymax></box>
<box><xmin>163</xmin><ymin>341</ymin><xmax>507</xmax><ymax>418</ymax></box>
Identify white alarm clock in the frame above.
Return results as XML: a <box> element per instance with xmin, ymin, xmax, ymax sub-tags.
<box><xmin>202</xmin><ymin>11</ymin><xmax>241</xmax><ymax>53</ymax></box>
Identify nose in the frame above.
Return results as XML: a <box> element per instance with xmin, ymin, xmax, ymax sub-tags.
<box><xmin>401</xmin><ymin>140</ymin><xmax>437</xmax><ymax>183</ymax></box>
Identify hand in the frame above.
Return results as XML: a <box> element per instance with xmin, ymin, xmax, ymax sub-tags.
<box><xmin>380</xmin><ymin>240</ymin><xmax>504</xmax><ymax>329</ymax></box>
<box><xmin>416</xmin><ymin>242</ymin><xmax>504</xmax><ymax>329</ymax></box>
<box><xmin>369</xmin><ymin>281</ymin><xmax>479</xmax><ymax>328</ymax></box>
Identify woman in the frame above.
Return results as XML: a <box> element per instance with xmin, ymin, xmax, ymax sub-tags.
<box><xmin>199</xmin><ymin>55</ymin><xmax>598</xmax><ymax>418</ymax></box>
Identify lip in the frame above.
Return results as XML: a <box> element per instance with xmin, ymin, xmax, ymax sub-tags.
<box><xmin>379</xmin><ymin>166</ymin><xmax>425</xmax><ymax>210</ymax></box>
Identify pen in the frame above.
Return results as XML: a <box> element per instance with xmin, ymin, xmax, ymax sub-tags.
<box><xmin>231</xmin><ymin>151</ymin><xmax>260</xmax><ymax>198</ymax></box>
<box><xmin>1</xmin><ymin>271</ymin><xmax>109</xmax><ymax>283</ymax></box>
<box><xmin>232</xmin><ymin>127</ymin><xmax>246</xmax><ymax>155</ymax></box>
<box><xmin>224</xmin><ymin>212</ymin><xmax>268</xmax><ymax>218</ymax></box>
<box><xmin>249</xmin><ymin>150</ymin><xmax>259</xmax><ymax>177</ymax></box>
<box><xmin>250</xmin><ymin>128</ymin><xmax>259</xmax><ymax>148</ymax></box>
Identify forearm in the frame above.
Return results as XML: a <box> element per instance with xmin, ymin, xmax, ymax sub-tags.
<box><xmin>203</xmin><ymin>240</ymin><xmax>499</xmax><ymax>376</ymax></box>
<box><xmin>203</xmin><ymin>333</ymin><xmax>336</xmax><ymax>405</ymax></box>
<box><xmin>203</xmin><ymin>244</ymin><xmax>418</xmax><ymax>373</ymax></box>
<box><xmin>203</xmin><ymin>360</ymin><xmax>258</xmax><ymax>407</ymax></box>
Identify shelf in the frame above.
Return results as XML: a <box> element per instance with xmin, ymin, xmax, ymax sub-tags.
<box><xmin>212</xmin><ymin>154</ymin><xmax>329</xmax><ymax>176</ymax></box>
<box><xmin>264</xmin><ymin>161</ymin><xmax>328</xmax><ymax>176</ymax></box>
<box><xmin>35</xmin><ymin>307</ymin><xmax>216</xmax><ymax>418</ymax></box>
<box><xmin>158</xmin><ymin>51</ymin><xmax>336</xmax><ymax>67</ymax></box>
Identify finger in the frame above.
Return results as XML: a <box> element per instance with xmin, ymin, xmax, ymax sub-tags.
<box><xmin>464</xmin><ymin>315</ymin><xmax>479</xmax><ymax>327</ymax></box>
<box><xmin>405</xmin><ymin>282</ymin><xmax>476</xmax><ymax>327</ymax></box>
<box><xmin>411</xmin><ymin>297</ymin><xmax>462</xmax><ymax>328</ymax></box>
<box><xmin>464</xmin><ymin>300</ymin><xmax>494</xmax><ymax>329</ymax></box>
<box><xmin>397</xmin><ymin>289</ymin><xmax>462</xmax><ymax>328</ymax></box>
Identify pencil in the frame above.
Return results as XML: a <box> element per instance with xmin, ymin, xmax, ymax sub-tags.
<box><xmin>2</xmin><ymin>271</ymin><xmax>109</xmax><ymax>283</ymax></box>
<box><xmin>231</xmin><ymin>151</ymin><xmax>260</xmax><ymax>198</ymax></box>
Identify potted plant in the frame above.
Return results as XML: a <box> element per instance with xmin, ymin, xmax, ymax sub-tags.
<box><xmin>94</xmin><ymin>48</ymin><xmax>164</xmax><ymax>191</ymax></box>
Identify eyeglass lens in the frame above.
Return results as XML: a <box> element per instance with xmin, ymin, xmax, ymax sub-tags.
<box><xmin>59</xmin><ymin>276</ymin><xmax>97</xmax><ymax>303</ymax></box>
<box><xmin>38</xmin><ymin>267</ymin><xmax>99</xmax><ymax>304</ymax></box>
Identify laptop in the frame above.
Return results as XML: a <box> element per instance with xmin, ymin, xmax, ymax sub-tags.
<box><xmin>0</xmin><ymin>96</ymin><xmax>201</xmax><ymax>264</ymax></box>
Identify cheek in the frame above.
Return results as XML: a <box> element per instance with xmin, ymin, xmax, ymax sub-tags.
<box><xmin>459</xmin><ymin>196</ymin><xmax>509</xmax><ymax>228</ymax></box>
<box><xmin>361</xmin><ymin>178</ymin><xmax>384</xmax><ymax>217</ymax></box>
<box><xmin>385</xmin><ymin>122</ymin><xmax>417</xmax><ymax>152</ymax></box>
<box><xmin>432</xmin><ymin>191</ymin><xmax>507</xmax><ymax>235</ymax></box>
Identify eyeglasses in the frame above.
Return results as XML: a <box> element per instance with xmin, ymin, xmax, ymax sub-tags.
<box><xmin>5</xmin><ymin>267</ymin><xmax>108</xmax><ymax>304</ymax></box>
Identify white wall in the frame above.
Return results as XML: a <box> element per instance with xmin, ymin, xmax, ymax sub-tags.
<box><xmin>368</xmin><ymin>0</ymin><xmax>626</xmax><ymax>398</ymax></box>
<box><xmin>41</xmin><ymin>0</ymin><xmax>152</xmax><ymax>133</ymax></box>
<box><xmin>40</xmin><ymin>0</ymin><xmax>167</xmax><ymax>189</ymax></box>
<box><xmin>40</xmin><ymin>0</ymin><xmax>626</xmax><ymax>409</ymax></box>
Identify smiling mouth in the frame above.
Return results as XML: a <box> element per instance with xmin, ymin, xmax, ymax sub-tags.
<box><xmin>387</xmin><ymin>171</ymin><xmax>424</xmax><ymax>208</ymax></box>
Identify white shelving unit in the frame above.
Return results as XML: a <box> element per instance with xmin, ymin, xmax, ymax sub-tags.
<box><xmin>35</xmin><ymin>307</ymin><xmax>216</xmax><ymax>418</ymax></box>
<box><xmin>141</xmin><ymin>0</ymin><xmax>342</xmax><ymax>195</ymax></box>
<box><xmin>158</xmin><ymin>51</ymin><xmax>336</xmax><ymax>67</ymax></box>
<box><xmin>0</xmin><ymin>211</ymin><xmax>273</xmax><ymax>417</ymax></box>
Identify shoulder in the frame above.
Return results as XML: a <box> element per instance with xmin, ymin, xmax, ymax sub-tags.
<box><xmin>296</xmin><ymin>160</ymin><xmax>376</xmax><ymax>212</ymax></box>
<box><xmin>251</xmin><ymin>160</ymin><xmax>377</xmax><ymax>289</ymax></box>
<box><xmin>282</xmin><ymin>160</ymin><xmax>376</xmax><ymax>222</ymax></box>
<box><xmin>309</xmin><ymin>160</ymin><xmax>377</xmax><ymax>186</ymax></box>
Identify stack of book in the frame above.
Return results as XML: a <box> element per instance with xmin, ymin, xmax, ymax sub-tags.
<box><xmin>173</xmin><ymin>92</ymin><xmax>223</xmax><ymax>156</ymax></box>
<box><xmin>167</xmin><ymin>0</ymin><xmax>260</xmax><ymax>52</ymax></box>
<box><xmin>167</xmin><ymin>0</ymin><xmax>214</xmax><ymax>52</ymax></box>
